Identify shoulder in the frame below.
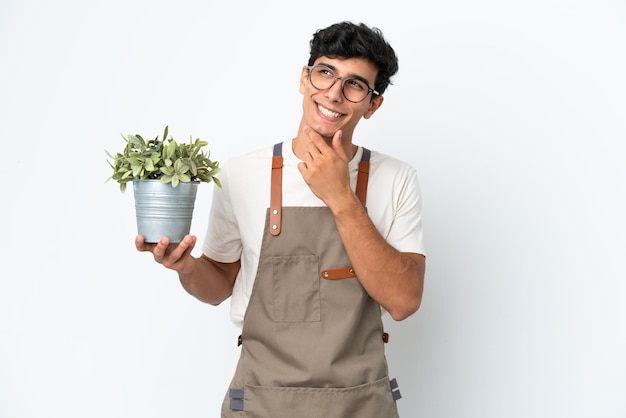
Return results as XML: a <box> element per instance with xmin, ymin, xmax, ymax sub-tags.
<box><xmin>226</xmin><ymin>144</ymin><xmax>274</xmax><ymax>168</ymax></box>
<box><xmin>363</xmin><ymin>148</ymin><xmax>422</xmax><ymax>204</ymax></box>
<box><xmin>367</xmin><ymin>149</ymin><xmax>418</xmax><ymax>180</ymax></box>
<box><xmin>221</xmin><ymin>144</ymin><xmax>275</xmax><ymax>183</ymax></box>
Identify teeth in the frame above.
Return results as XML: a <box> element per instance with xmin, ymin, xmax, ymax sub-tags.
<box><xmin>318</xmin><ymin>104</ymin><xmax>341</xmax><ymax>118</ymax></box>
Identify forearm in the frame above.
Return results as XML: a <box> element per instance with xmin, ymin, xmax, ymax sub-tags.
<box><xmin>331</xmin><ymin>193</ymin><xmax>425</xmax><ymax>321</ymax></box>
<box><xmin>178</xmin><ymin>255</ymin><xmax>240</xmax><ymax>306</ymax></box>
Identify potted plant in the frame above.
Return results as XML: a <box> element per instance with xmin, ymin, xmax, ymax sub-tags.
<box><xmin>106</xmin><ymin>125</ymin><xmax>221</xmax><ymax>243</ymax></box>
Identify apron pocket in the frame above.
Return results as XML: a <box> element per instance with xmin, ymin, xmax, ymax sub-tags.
<box><xmin>272</xmin><ymin>255</ymin><xmax>320</xmax><ymax>322</ymax></box>
<box><xmin>242</xmin><ymin>377</ymin><xmax>398</xmax><ymax>418</ymax></box>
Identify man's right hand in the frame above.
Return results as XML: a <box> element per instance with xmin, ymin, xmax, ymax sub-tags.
<box><xmin>135</xmin><ymin>234</ymin><xmax>197</xmax><ymax>276</ymax></box>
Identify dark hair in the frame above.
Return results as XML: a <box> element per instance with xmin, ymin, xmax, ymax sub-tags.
<box><xmin>308</xmin><ymin>21</ymin><xmax>399</xmax><ymax>96</ymax></box>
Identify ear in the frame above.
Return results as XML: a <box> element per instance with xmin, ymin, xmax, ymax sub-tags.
<box><xmin>363</xmin><ymin>95</ymin><xmax>384</xmax><ymax>119</ymax></box>
<box><xmin>299</xmin><ymin>66</ymin><xmax>309</xmax><ymax>95</ymax></box>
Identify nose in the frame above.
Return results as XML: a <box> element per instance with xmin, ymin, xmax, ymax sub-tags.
<box><xmin>325</xmin><ymin>77</ymin><xmax>344</xmax><ymax>102</ymax></box>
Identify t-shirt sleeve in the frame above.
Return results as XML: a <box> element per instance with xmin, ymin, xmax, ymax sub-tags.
<box><xmin>385</xmin><ymin>166</ymin><xmax>426</xmax><ymax>256</ymax></box>
<box><xmin>202</xmin><ymin>163</ymin><xmax>243</xmax><ymax>263</ymax></box>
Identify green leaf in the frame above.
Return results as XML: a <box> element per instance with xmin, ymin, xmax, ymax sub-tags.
<box><xmin>160</xmin><ymin>166</ymin><xmax>174</xmax><ymax>175</ymax></box>
<box><xmin>132</xmin><ymin>164</ymin><xmax>143</xmax><ymax>177</ymax></box>
<box><xmin>107</xmin><ymin>125</ymin><xmax>221</xmax><ymax>192</ymax></box>
<box><xmin>165</xmin><ymin>140</ymin><xmax>176</xmax><ymax>160</ymax></box>
<box><xmin>173</xmin><ymin>158</ymin><xmax>184</xmax><ymax>172</ymax></box>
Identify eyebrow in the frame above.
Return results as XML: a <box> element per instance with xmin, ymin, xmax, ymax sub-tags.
<box><xmin>316</xmin><ymin>62</ymin><xmax>373</xmax><ymax>87</ymax></box>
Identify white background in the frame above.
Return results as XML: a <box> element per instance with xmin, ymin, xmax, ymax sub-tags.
<box><xmin>1</xmin><ymin>1</ymin><xmax>625</xmax><ymax>417</ymax></box>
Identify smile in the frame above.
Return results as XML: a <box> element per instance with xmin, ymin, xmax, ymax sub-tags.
<box><xmin>317</xmin><ymin>104</ymin><xmax>342</xmax><ymax>119</ymax></box>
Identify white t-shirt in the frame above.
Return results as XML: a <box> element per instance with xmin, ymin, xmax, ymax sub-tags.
<box><xmin>202</xmin><ymin>139</ymin><xmax>426</xmax><ymax>329</ymax></box>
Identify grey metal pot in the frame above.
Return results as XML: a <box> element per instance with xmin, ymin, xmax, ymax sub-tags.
<box><xmin>133</xmin><ymin>179</ymin><xmax>199</xmax><ymax>243</ymax></box>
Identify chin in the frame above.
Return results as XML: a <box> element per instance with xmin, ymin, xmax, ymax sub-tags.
<box><xmin>310</xmin><ymin>125</ymin><xmax>337</xmax><ymax>141</ymax></box>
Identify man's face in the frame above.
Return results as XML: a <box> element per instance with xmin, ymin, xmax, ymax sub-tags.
<box><xmin>299</xmin><ymin>56</ymin><xmax>383</xmax><ymax>141</ymax></box>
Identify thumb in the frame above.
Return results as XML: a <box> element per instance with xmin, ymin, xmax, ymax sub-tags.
<box><xmin>332</xmin><ymin>130</ymin><xmax>348</xmax><ymax>162</ymax></box>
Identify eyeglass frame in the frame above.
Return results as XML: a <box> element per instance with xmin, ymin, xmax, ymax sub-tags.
<box><xmin>306</xmin><ymin>64</ymin><xmax>380</xmax><ymax>103</ymax></box>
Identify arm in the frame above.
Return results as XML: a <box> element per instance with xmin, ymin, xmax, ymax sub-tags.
<box><xmin>330</xmin><ymin>194</ymin><xmax>424</xmax><ymax>320</ymax></box>
<box><xmin>297</xmin><ymin>128</ymin><xmax>425</xmax><ymax>320</ymax></box>
<box><xmin>135</xmin><ymin>234</ymin><xmax>240</xmax><ymax>306</ymax></box>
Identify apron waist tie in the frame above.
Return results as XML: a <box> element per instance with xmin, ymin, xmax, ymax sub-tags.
<box><xmin>237</xmin><ymin>332</ymin><xmax>389</xmax><ymax>346</ymax></box>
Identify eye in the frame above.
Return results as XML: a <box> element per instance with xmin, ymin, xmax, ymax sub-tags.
<box><xmin>316</xmin><ymin>66</ymin><xmax>335</xmax><ymax>78</ymax></box>
<box><xmin>345</xmin><ymin>79</ymin><xmax>366</xmax><ymax>91</ymax></box>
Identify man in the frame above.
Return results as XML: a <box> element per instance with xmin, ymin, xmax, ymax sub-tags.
<box><xmin>137</xmin><ymin>21</ymin><xmax>426</xmax><ymax>417</ymax></box>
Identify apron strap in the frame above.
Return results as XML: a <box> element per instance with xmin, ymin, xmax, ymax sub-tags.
<box><xmin>356</xmin><ymin>147</ymin><xmax>371</xmax><ymax>206</ymax></box>
<box><xmin>269</xmin><ymin>143</ymin><xmax>283</xmax><ymax>236</ymax></box>
<box><xmin>269</xmin><ymin>143</ymin><xmax>370</xmax><ymax>236</ymax></box>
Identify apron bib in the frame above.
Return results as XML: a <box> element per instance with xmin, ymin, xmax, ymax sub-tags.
<box><xmin>221</xmin><ymin>143</ymin><xmax>400</xmax><ymax>418</ymax></box>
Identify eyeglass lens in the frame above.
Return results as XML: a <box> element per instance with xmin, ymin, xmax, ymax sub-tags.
<box><xmin>309</xmin><ymin>66</ymin><xmax>372</xmax><ymax>103</ymax></box>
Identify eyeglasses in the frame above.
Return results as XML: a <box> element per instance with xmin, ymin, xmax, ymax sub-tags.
<box><xmin>307</xmin><ymin>65</ymin><xmax>379</xmax><ymax>103</ymax></box>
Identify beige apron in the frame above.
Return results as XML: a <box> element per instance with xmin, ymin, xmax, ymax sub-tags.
<box><xmin>221</xmin><ymin>143</ymin><xmax>401</xmax><ymax>417</ymax></box>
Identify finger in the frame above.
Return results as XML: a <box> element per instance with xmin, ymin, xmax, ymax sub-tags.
<box><xmin>331</xmin><ymin>130</ymin><xmax>348</xmax><ymax>162</ymax></box>
<box><xmin>161</xmin><ymin>235</ymin><xmax>197</xmax><ymax>268</ymax></box>
<box><xmin>170</xmin><ymin>235</ymin><xmax>197</xmax><ymax>261</ymax></box>
<box><xmin>135</xmin><ymin>235</ymin><xmax>145</xmax><ymax>251</ymax></box>
<box><xmin>302</xmin><ymin>126</ymin><xmax>327</xmax><ymax>154</ymax></box>
<box><xmin>297</xmin><ymin>161</ymin><xmax>308</xmax><ymax>176</ymax></box>
<box><xmin>135</xmin><ymin>235</ymin><xmax>156</xmax><ymax>252</ymax></box>
<box><xmin>303</xmin><ymin>125</ymin><xmax>316</xmax><ymax>140</ymax></box>
<box><xmin>152</xmin><ymin>236</ymin><xmax>171</xmax><ymax>261</ymax></box>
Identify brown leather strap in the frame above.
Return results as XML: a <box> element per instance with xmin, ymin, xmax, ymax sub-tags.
<box><xmin>270</xmin><ymin>144</ymin><xmax>370</xmax><ymax>235</ymax></box>
<box><xmin>321</xmin><ymin>266</ymin><xmax>357</xmax><ymax>280</ymax></box>
<box><xmin>355</xmin><ymin>148</ymin><xmax>370</xmax><ymax>206</ymax></box>
<box><xmin>270</xmin><ymin>144</ymin><xmax>283</xmax><ymax>236</ymax></box>
<box><xmin>382</xmin><ymin>332</ymin><xmax>389</xmax><ymax>343</ymax></box>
